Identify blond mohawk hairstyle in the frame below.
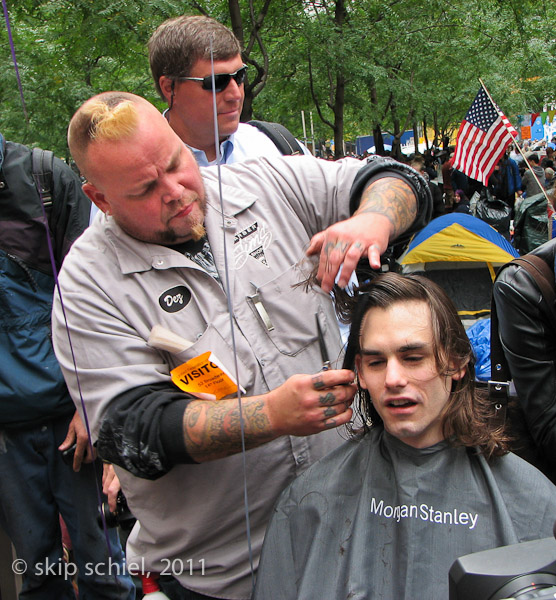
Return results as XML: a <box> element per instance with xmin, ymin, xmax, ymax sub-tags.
<box><xmin>68</xmin><ymin>92</ymin><xmax>143</xmax><ymax>178</ymax></box>
<box><xmin>84</xmin><ymin>98</ymin><xmax>138</xmax><ymax>141</ymax></box>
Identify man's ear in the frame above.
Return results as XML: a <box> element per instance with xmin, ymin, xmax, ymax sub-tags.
<box><xmin>159</xmin><ymin>76</ymin><xmax>174</xmax><ymax>105</ymax></box>
<box><xmin>83</xmin><ymin>182</ymin><xmax>111</xmax><ymax>215</ymax></box>
<box><xmin>451</xmin><ymin>359</ymin><xmax>468</xmax><ymax>382</ymax></box>
<box><xmin>355</xmin><ymin>355</ymin><xmax>368</xmax><ymax>390</ymax></box>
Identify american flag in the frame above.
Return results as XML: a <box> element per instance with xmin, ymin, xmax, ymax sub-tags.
<box><xmin>452</xmin><ymin>86</ymin><xmax>518</xmax><ymax>185</ymax></box>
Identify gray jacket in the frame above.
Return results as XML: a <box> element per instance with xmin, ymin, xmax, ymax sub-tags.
<box><xmin>52</xmin><ymin>155</ymin><xmax>431</xmax><ymax>598</ymax></box>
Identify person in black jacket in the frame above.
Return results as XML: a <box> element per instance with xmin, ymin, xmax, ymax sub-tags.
<box><xmin>453</xmin><ymin>189</ymin><xmax>471</xmax><ymax>214</ymax></box>
<box><xmin>493</xmin><ymin>237</ymin><xmax>556</xmax><ymax>484</ymax></box>
<box><xmin>0</xmin><ymin>133</ymin><xmax>134</xmax><ymax>600</ymax></box>
<box><xmin>488</xmin><ymin>154</ymin><xmax>522</xmax><ymax>216</ymax></box>
<box><xmin>411</xmin><ymin>155</ymin><xmax>445</xmax><ymax>218</ymax></box>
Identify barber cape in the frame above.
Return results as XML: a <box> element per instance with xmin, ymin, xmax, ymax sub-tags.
<box><xmin>254</xmin><ymin>427</ymin><xmax>556</xmax><ymax>600</ymax></box>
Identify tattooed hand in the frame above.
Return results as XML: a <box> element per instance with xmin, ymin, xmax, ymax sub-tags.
<box><xmin>183</xmin><ymin>369</ymin><xmax>357</xmax><ymax>462</ymax></box>
<box><xmin>182</xmin><ymin>369</ymin><xmax>356</xmax><ymax>462</ymax></box>
<box><xmin>265</xmin><ymin>369</ymin><xmax>356</xmax><ymax>436</ymax></box>
<box><xmin>306</xmin><ymin>177</ymin><xmax>417</xmax><ymax>292</ymax></box>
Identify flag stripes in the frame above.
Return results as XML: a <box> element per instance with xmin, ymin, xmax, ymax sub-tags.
<box><xmin>452</xmin><ymin>86</ymin><xmax>517</xmax><ymax>186</ymax></box>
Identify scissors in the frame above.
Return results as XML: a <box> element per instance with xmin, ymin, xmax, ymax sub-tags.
<box><xmin>315</xmin><ymin>313</ymin><xmax>331</xmax><ymax>371</ymax></box>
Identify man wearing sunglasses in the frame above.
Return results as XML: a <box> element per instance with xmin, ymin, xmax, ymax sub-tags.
<box><xmin>148</xmin><ymin>15</ymin><xmax>308</xmax><ymax>166</ymax></box>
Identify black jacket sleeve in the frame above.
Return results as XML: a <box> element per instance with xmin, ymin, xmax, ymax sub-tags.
<box><xmin>493</xmin><ymin>251</ymin><xmax>556</xmax><ymax>479</ymax></box>
<box><xmin>97</xmin><ymin>382</ymin><xmax>194</xmax><ymax>480</ymax></box>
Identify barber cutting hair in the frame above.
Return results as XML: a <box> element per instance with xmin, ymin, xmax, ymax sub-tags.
<box><xmin>52</xmin><ymin>91</ymin><xmax>431</xmax><ymax>600</ymax></box>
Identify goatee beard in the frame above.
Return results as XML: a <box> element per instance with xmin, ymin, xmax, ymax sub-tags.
<box><xmin>191</xmin><ymin>223</ymin><xmax>206</xmax><ymax>241</ymax></box>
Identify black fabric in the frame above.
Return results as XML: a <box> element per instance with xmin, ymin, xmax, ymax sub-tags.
<box><xmin>0</xmin><ymin>139</ymin><xmax>91</xmax><ymax>273</ymax></box>
<box><xmin>513</xmin><ymin>192</ymin><xmax>550</xmax><ymax>255</ymax></box>
<box><xmin>454</xmin><ymin>198</ymin><xmax>471</xmax><ymax>214</ymax></box>
<box><xmin>492</xmin><ymin>238</ymin><xmax>556</xmax><ymax>482</ymax></box>
<box><xmin>97</xmin><ymin>382</ymin><xmax>194</xmax><ymax>480</ymax></box>
<box><xmin>248</xmin><ymin>120</ymin><xmax>303</xmax><ymax>156</ymax></box>
<box><xmin>430</xmin><ymin>180</ymin><xmax>445</xmax><ymax>218</ymax></box>
<box><xmin>0</xmin><ymin>139</ymin><xmax>90</xmax><ymax>427</ymax></box>
<box><xmin>31</xmin><ymin>147</ymin><xmax>54</xmax><ymax>208</ymax></box>
<box><xmin>476</xmin><ymin>188</ymin><xmax>511</xmax><ymax>240</ymax></box>
<box><xmin>158</xmin><ymin>576</ymin><xmax>223</xmax><ymax>600</ymax></box>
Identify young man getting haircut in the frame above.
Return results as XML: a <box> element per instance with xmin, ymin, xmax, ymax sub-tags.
<box><xmin>255</xmin><ymin>272</ymin><xmax>556</xmax><ymax>600</ymax></box>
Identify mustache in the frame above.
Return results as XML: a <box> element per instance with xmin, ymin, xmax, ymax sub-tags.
<box><xmin>177</xmin><ymin>191</ymin><xmax>200</xmax><ymax>208</ymax></box>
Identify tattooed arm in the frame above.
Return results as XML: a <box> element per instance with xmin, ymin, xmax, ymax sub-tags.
<box><xmin>97</xmin><ymin>370</ymin><xmax>356</xmax><ymax>476</ymax></box>
<box><xmin>183</xmin><ymin>369</ymin><xmax>356</xmax><ymax>462</ymax></box>
<box><xmin>307</xmin><ymin>176</ymin><xmax>418</xmax><ymax>292</ymax></box>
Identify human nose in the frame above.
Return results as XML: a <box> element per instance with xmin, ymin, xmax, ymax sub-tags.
<box><xmin>160</xmin><ymin>174</ymin><xmax>183</xmax><ymax>204</ymax></box>
<box><xmin>384</xmin><ymin>359</ymin><xmax>407</xmax><ymax>388</ymax></box>
<box><xmin>223</xmin><ymin>77</ymin><xmax>243</xmax><ymax>100</ymax></box>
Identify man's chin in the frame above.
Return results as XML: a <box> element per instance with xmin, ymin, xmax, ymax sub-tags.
<box><xmin>157</xmin><ymin>222</ymin><xmax>206</xmax><ymax>245</ymax></box>
<box><xmin>218</xmin><ymin>117</ymin><xmax>240</xmax><ymax>135</ymax></box>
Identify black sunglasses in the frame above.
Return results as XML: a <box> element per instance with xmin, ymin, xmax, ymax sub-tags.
<box><xmin>176</xmin><ymin>65</ymin><xmax>248</xmax><ymax>93</ymax></box>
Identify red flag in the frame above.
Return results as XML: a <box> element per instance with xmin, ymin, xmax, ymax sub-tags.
<box><xmin>452</xmin><ymin>86</ymin><xmax>518</xmax><ymax>185</ymax></box>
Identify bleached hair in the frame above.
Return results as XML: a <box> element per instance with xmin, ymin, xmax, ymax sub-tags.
<box><xmin>68</xmin><ymin>92</ymin><xmax>144</xmax><ymax>176</ymax></box>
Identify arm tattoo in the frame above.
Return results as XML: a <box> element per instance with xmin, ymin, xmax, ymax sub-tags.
<box><xmin>357</xmin><ymin>178</ymin><xmax>417</xmax><ymax>239</ymax></box>
<box><xmin>183</xmin><ymin>399</ymin><xmax>274</xmax><ymax>462</ymax></box>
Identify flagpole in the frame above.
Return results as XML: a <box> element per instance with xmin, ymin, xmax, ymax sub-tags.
<box><xmin>479</xmin><ymin>78</ymin><xmax>552</xmax><ymax>240</ymax></box>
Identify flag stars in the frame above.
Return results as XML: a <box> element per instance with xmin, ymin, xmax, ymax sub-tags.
<box><xmin>466</xmin><ymin>89</ymin><xmax>499</xmax><ymax>131</ymax></box>
<box><xmin>453</xmin><ymin>86</ymin><xmax>516</xmax><ymax>185</ymax></box>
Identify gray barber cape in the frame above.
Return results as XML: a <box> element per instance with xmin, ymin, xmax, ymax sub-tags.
<box><xmin>254</xmin><ymin>427</ymin><xmax>556</xmax><ymax>600</ymax></box>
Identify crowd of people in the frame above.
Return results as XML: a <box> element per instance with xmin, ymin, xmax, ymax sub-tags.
<box><xmin>2</xmin><ymin>12</ymin><xmax>556</xmax><ymax>600</ymax></box>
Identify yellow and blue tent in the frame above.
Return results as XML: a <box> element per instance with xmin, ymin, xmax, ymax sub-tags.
<box><xmin>399</xmin><ymin>213</ymin><xmax>519</xmax><ymax>321</ymax></box>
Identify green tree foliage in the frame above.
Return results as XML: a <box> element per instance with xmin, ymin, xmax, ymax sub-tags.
<box><xmin>1</xmin><ymin>0</ymin><xmax>182</xmax><ymax>156</ymax></box>
<box><xmin>1</xmin><ymin>0</ymin><xmax>555</xmax><ymax>158</ymax></box>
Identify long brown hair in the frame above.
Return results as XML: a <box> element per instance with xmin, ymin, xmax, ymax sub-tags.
<box><xmin>339</xmin><ymin>272</ymin><xmax>510</xmax><ymax>458</ymax></box>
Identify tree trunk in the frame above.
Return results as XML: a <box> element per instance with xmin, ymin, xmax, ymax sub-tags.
<box><xmin>241</xmin><ymin>96</ymin><xmax>254</xmax><ymax>121</ymax></box>
<box><xmin>422</xmin><ymin>117</ymin><xmax>429</xmax><ymax>152</ymax></box>
<box><xmin>228</xmin><ymin>0</ymin><xmax>272</xmax><ymax>122</ymax></box>
<box><xmin>390</xmin><ymin>102</ymin><xmax>403</xmax><ymax>160</ymax></box>
<box><xmin>333</xmin><ymin>71</ymin><xmax>345</xmax><ymax>159</ymax></box>
<box><xmin>373</xmin><ymin>123</ymin><xmax>384</xmax><ymax>155</ymax></box>
<box><xmin>333</xmin><ymin>0</ymin><xmax>346</xmax><ymax>159</ymax></box>
<box><xmin>432</xmin><ymin>112</ymin><xmax>440</xmax><ymax>147</ymax></box>
<box><xmin>228</xmin><ymin>0</ymin><xmax>244</xmax><ymax>45</ymax></box>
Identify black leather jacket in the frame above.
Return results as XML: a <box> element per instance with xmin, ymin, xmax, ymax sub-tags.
<box><xmin>493</xmin><ymin>238</ymin><xmax>556</xmax><ymax>482</ymax></box>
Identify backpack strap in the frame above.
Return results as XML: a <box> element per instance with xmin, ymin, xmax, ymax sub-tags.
<box><xmin>248</xmin><ymin>120</ymin><xmax>303</xmax><ymax>156</ymax></box>
<box><xmin>31</xmin><ymin>147</ymin><xmax>54</xmax><ymax>214</ymax></box>
<box><xmin>490</xmin><ymin>254</ymin><xmax>556</xmax><ymax>424</ymax></box>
